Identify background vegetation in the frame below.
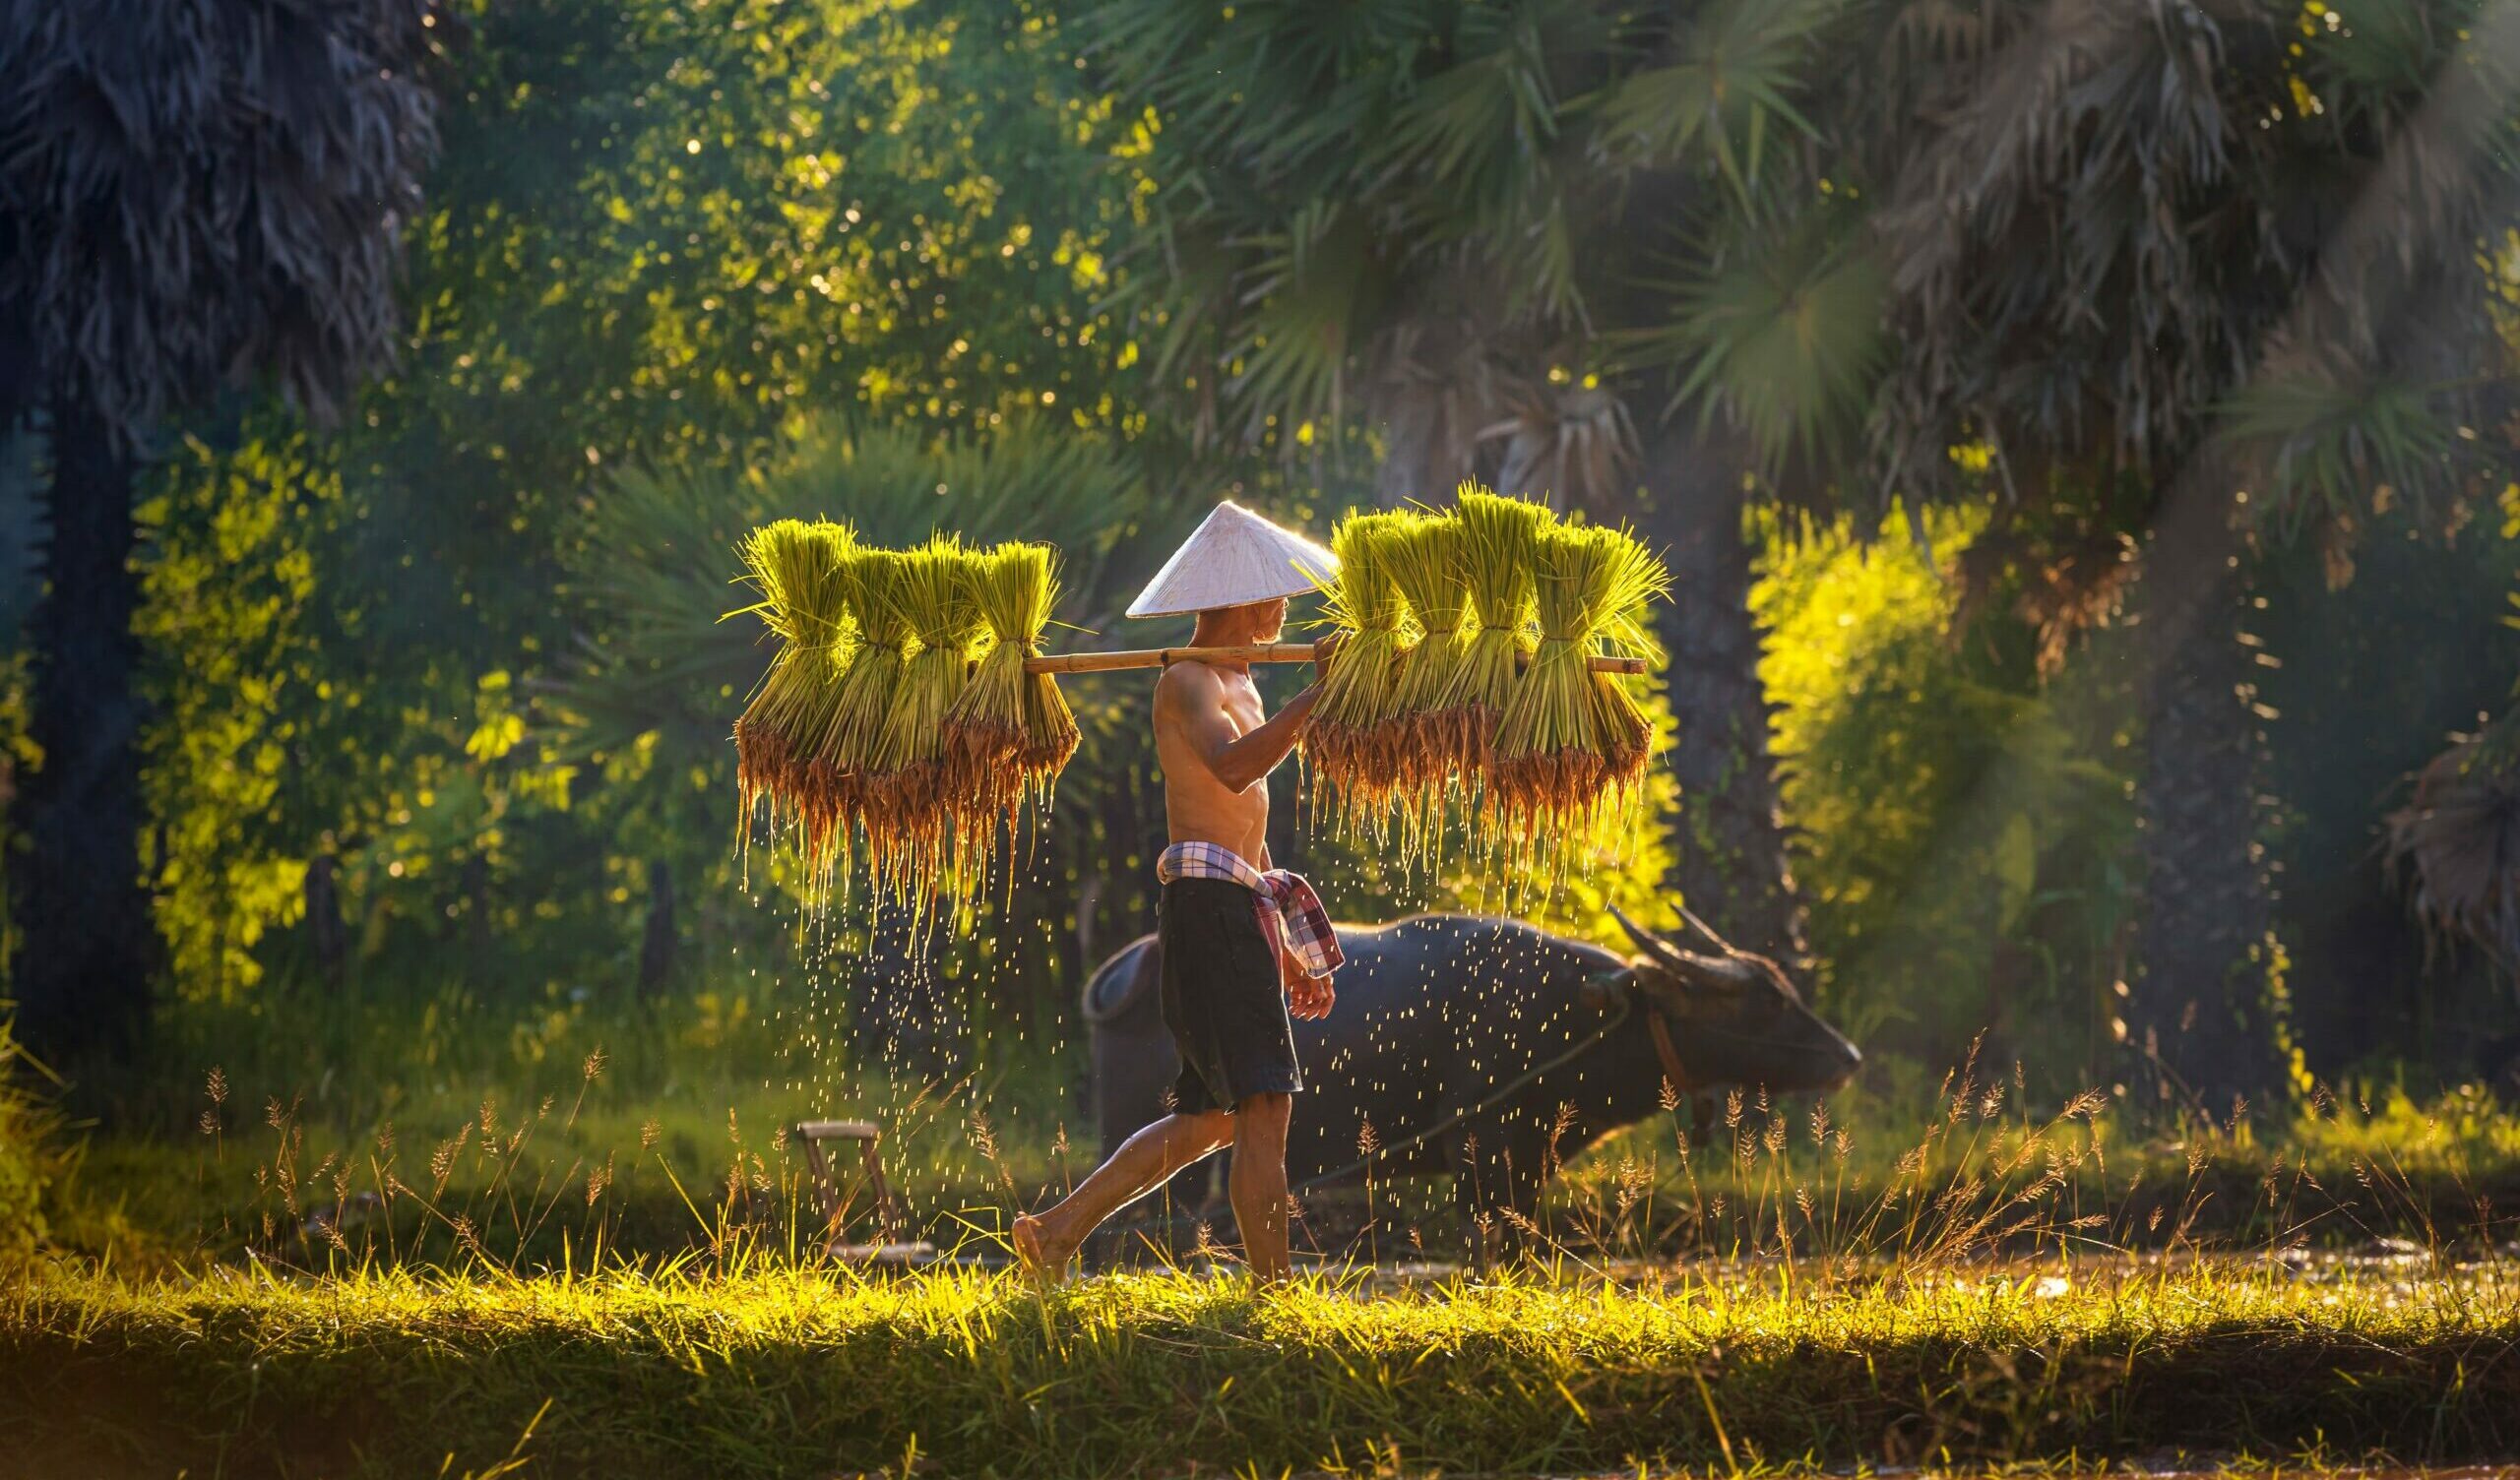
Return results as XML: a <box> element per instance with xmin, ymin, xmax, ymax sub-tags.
<box><xmin>2</xmin><ymin>0</ymin><xmax>2519</xmax><ymax>1273</ymax></box>
<box><xmin>12</xmin><ymin>5</ymin><xmax>2520</xmax><ymax>1473</ymax></box>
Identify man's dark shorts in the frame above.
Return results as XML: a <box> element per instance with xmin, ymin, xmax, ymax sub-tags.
<box><xmin>1158</xmin><ymin>876</ymin><xmax>1303</xmax><ymax>1113</ymax></box>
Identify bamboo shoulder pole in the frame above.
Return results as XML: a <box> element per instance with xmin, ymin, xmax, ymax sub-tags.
<box><xmin>1025</xmin><ymin>642</ymin><xmax>1646</xmax><ymax>676</ymax></box>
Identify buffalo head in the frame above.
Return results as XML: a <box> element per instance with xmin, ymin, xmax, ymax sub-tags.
<box><xmin>1606</xmin><ymin>903</ymin><xmax>1860</xmax><ymax>1094</ymax></box>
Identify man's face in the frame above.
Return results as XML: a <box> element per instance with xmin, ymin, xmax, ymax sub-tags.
<box><xmin>1248</xmin><ymin>596</ymin><xmax>1288</xmax><ymax>641</ymax></box>
<box><xmin>1202</xmin><ymin>597</ymin><xmax>1287</xmax><ymax>641</ymax></box>
<box><xmin>1194</xmin><ymin>596</ymin><xmax>1280</xmax><ymax>642</ymax></box>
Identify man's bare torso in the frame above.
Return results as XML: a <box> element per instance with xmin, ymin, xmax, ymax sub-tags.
<box><xmin>1154</xmin><ymin>660</ymin><xmax>1269</xmax><ymax>858</ymax></box>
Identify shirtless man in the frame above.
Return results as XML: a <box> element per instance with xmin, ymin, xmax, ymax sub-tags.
<box><xmin>1013</xmin><ymin>503</ymin><xmax>1344</xmax><ymax>1282</ymax></box>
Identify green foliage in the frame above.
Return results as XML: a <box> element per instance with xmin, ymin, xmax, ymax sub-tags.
<box><xmin>1630</xmin><ymin>203</ymin><xmax>1890</xmax><ymax>480</ymax></box>
<box><xmin>131</xmin><ymin>0</ymin><xmax>1149</xmax><ymax>1005</ymax></box>
<box><xmin>2222</xmin><ymin>367</ymin><xmax>2466</xmax><ymax>539</ymax></box>
<box><xmin>0</xmin><ymin>1018</ymin><xmax>63</xmax><ymax>1265</ymax></box>
<box><xmin>1753</xmin><ymin>506</ymin><xmax>2133</xmax><ymax>1080</ymax></box>
<box><xmin>1085</xmin><ymin>0</ymin><xmax>1842</xmax><ymax>500</ymax></box>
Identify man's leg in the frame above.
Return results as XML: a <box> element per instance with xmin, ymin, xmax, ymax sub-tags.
<box><xmin>1014</xmin><ymin>1109</ymin><xmax>1234</xmax><ymax>1277</ymax></box>
<box><xmin>1227</xmin><ymin>1091</ymin><xmax>1293</xmax><ymax>1281</ymax></box>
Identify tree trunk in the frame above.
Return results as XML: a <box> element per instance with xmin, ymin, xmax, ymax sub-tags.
<box><xmin>638</xmin><ymin>856</ymin><xmax>676</xmax><ymax>996</ymax></box>
<box><xmin>459</xmin><ymin>852</ymin><xmax>492</xmax><ymax>963</ymax></box>
<box><xmin>303</xmin><ymin>851</ymin><xmax>348</xmax><ymax>992</ymax></box>
<box><xmin>1632</xmin><ymin>432</ymin><xmax>1810</xmax><ymax>966</ymax></box>
<box><xmin>2126</xmin><ymin>500</ymin><xmax>2283</xmax><ymax>1117</ymax></box>
<box><xmin>11</xmin><ymin>396</ymin><xmax>153</xmax><ymax>1063</ymax></box>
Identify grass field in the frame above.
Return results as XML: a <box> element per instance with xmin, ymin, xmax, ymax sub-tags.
<box><xmin>19</xmin><ymin>991</ymin><xmax>2520</xmax><ymax>1477</ymax></box>
<box><xmin>6</xmin><ymin>1254</ymin><xmax>2515</xmax><ymax>1478</ymax></box>
<box><xmin>43</xmin><ymin>975</ymin><xmax>2520</xmax><ymax>1274</ymax></box>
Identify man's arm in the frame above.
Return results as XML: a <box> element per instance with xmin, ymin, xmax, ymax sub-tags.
<box><xmin>1158</xmin><ymin>663</ymin><xmax>1321</xmax><ymax>794</ymax></box>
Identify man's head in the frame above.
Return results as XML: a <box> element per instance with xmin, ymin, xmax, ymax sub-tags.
<box><xmin>1190</xmin><ymin>596</ymin><xmax>1289</xmax><ymax>645</ymax></box>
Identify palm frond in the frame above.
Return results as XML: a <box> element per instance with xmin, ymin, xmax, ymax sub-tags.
<box><xmin>1626</xmin><ymin>208</ymin><xmax>1889</xmax><ymax>481</ymax></box>
<box><xmin>1374</xmin><ymin>1</ymin><xmax>1587</xmax><ymax>224</ymax></box>
<box><xmin>1586</xmin><ymin>0</ymin><xmax>1839</xmax><ymax>198</ymax></box>
<box><xmin>2218</xmin><ymin>361</ymin><xmax>2463</xmax><ymax>536</ymax></box>
<box><xmin>1223</xmin><ymin>201</ymin><xmax>1388</xmax><ymax>448</ymax></box>
<box><xmin>0</xmin><ymin>0</ymin><xmax>448</xmax><ymax>443</ymax></box>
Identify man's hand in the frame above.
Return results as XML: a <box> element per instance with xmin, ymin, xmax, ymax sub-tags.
<box><xmin>1311</xmin><ymin>630</ymin><xmax>1345</xmax><ymax>681</ymax></box>
<box><xmin>1287</xmin><ymin>969</ymin><xmax>1336</xmax><ymax>1020</ymax></box>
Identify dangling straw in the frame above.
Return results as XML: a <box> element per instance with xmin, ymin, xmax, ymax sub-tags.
<box><xmin>1587</xmin><ymin>532</ymin><xmax>1666</xmax><ymax>804</ymax></box>
<box><xmin>1009</xmin><ymin>553</ymin><xmax>1079</xmax><ymax>800</ymax></box>
<box><xmin>945</xmin><ymin>540</ymin><xmax>1074</xmax><ymax>842</ymax></box>
<box><xmin>1382</xmin><ymin>509</ymin><xmax>1471</xmax><ymax>865</ymax></box>
<box><xmin>868</xmin><ymin>536</ymin><xmax>986</xmax><ymax>913</ymax></box>
<box><xmin>732</xmin><ymin>520</ymin><xmax>854</xmax><ymax>843</ymax></box>
<box><xmin>1430</xmin><ymin>484</ymin><xmax>1554</xmax><ymax>842</ymax></box>
<box><xmin>1304</xmin><ymin>510</ymin><xmax>1418</xmax><ymax>839</ymax></box>
<box><xmin>801</xmin><ymin>547</ymin><xmax>911</xmax><ymax>898</ymax></box>
<box><xmin>1489</xmin><ymin>522</ymin><xmax>1668</xmax><ymax>886</ymax></box>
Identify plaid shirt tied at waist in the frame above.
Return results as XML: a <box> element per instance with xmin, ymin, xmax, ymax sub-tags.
<box><xmin>1157</xmin><ymin>841</ymin><xmax>1344</xmax><ymax>982</ymax></box>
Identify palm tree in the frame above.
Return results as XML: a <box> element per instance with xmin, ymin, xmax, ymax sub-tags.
<box><xmin>1665</xmin><ymin>0</ymin><xmax>2520</xmax><ymax>1109</ymax></box>
<box><xmin>1080</xmin><ymin>0</ymin><xmax>1845</xmax><ymax>963</ymax></box>
<box><xmin>0</xmin><ymin>0</ymin><xmax>445</xmax><ymax>1060</ymax></box>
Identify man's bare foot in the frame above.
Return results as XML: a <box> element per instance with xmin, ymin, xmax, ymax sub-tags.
<box><xmin>1011</xmin><ymin>1213</ymin><xmax>1070</xmax><ymax>1284</ymax></box>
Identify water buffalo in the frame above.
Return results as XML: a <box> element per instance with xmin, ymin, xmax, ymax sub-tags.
<box><xmin>1082</xmin><ymin>904</ymin><xmax>1859</xmax><ymax>1255</ymax></box>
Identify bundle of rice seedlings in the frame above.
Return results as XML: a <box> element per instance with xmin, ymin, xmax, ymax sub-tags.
<box><xmin>1587</xmin><ymin>532</ymin><xmax>1667</xmax><ymax>792</ymax></box>
<box><xmin>943</xmin><ymin>541</ymin><xmax>1074</xmax><ymax>828</ymax></box>
<box><xmin>866</xmin><ymin>536</ymin><xmax>986</xmax><ymax>906</ymax></box>
<box><xmin>732</xmin><ymin>520</ymin><xmax>855</xmax><ymax>835</ymax></box>
<box><xmin>1428</xmin><ymin>485</ymin><xmax>1553</xmax><ymax>789</ymax></box>
<box><xmin>1382</xmin><ymin>509</ymin><xmax>1471</xmax><ymax>855</ymax></box>
<box><xmin>799</xmin><ymin>547</ymin><xmax>911</xmax><ymax>892</ymax></box>
<box><xmin>1010</xmin><ymin>567</ymin><xmax>1080</xmax><ymax>794</ymax></box>
<box><xmin>1488</xmin><ymin>522</ymin><xmax>1668</xmax><ymax>877</ymax></box>
<box><xmin>1304</xmin><ymin>511</ymin><xmax>1418</xmax><ymax>835</ymax></box>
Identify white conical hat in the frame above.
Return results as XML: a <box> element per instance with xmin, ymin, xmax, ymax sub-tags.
<box><xmin>1126</xmin><ymin>500</ymin><xmax>1339</xmax><ymax>618</ymax></box>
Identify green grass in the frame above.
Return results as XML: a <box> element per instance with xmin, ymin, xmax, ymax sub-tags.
<box><xmin>42</xmin><ymin>969</ymin><xmax>2520</xmax><ymax>1276</ymax></box>
<box><xmin>21</xmin><ymin>991</ymin><xmax>2520</xmax><ymax>1476</ymax></box>
<box><xmin>5</xmin><ymin>1256</ymin><xmax>2515</xmax><ymax>1478</ymax></box>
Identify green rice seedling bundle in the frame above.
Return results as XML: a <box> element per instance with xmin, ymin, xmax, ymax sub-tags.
<box><xmin>1010</xmin><ymin>563</ymin><xmax>1080</xmax><ymax>794</ymax></box>
<box><xmin>1381</xmin><ymin>509</ymin><xmax>1471</xmax><ymax>856</ymax></box>
<box><xmin>1488</xmin><ymin>523</ymin><xmax>1667</xmax><ymax>875</ymax></box>
<box><xmin>800</xmin><ymin>547</ymin><xmax>911</xmax><ymax>892</ymax></box>
<box><xmin>1304</xmin><ymin>511</ymin><xmax>1418</xmax><ymax>836</ymax></box>
<box><xmin>1429</xmin><ymin>485</ymin><xmax>1553</xmax><ymax>790</ymax></box>
<box><xmin>943</xmin><ymin>541</ymin><xmax>1074</xmax><ymax>830</ymax></box>
<box><xmin>1017</xmin><ymin>634</ymin><xmax>1080</xmax><ymax>783</ymax></box>
<box><xmin>1586</xmin><ymin>532</ymin><xmax>1667</xmax><ymax>793</ymax></box>
<box><xmin>731</xmin><ymin>520</ymin><xmax>854</xmax><ymax>835</ymax></box>
<box><xmin>866</xmin><ymin>537</ymin><xmax>987</xmax><ymax>906</ymax></box>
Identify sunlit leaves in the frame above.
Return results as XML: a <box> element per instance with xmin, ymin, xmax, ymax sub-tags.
<box><xmin>138</xmin><ymin>0</ymin><xmax>1151</xmax><ymax>997</ymax></box>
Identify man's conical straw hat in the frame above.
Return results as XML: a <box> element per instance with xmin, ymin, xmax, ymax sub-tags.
<box><xmin>1126</xmin><ymin>499</ymin><xmax>1340</xmax><ymax>618</ymax></box>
